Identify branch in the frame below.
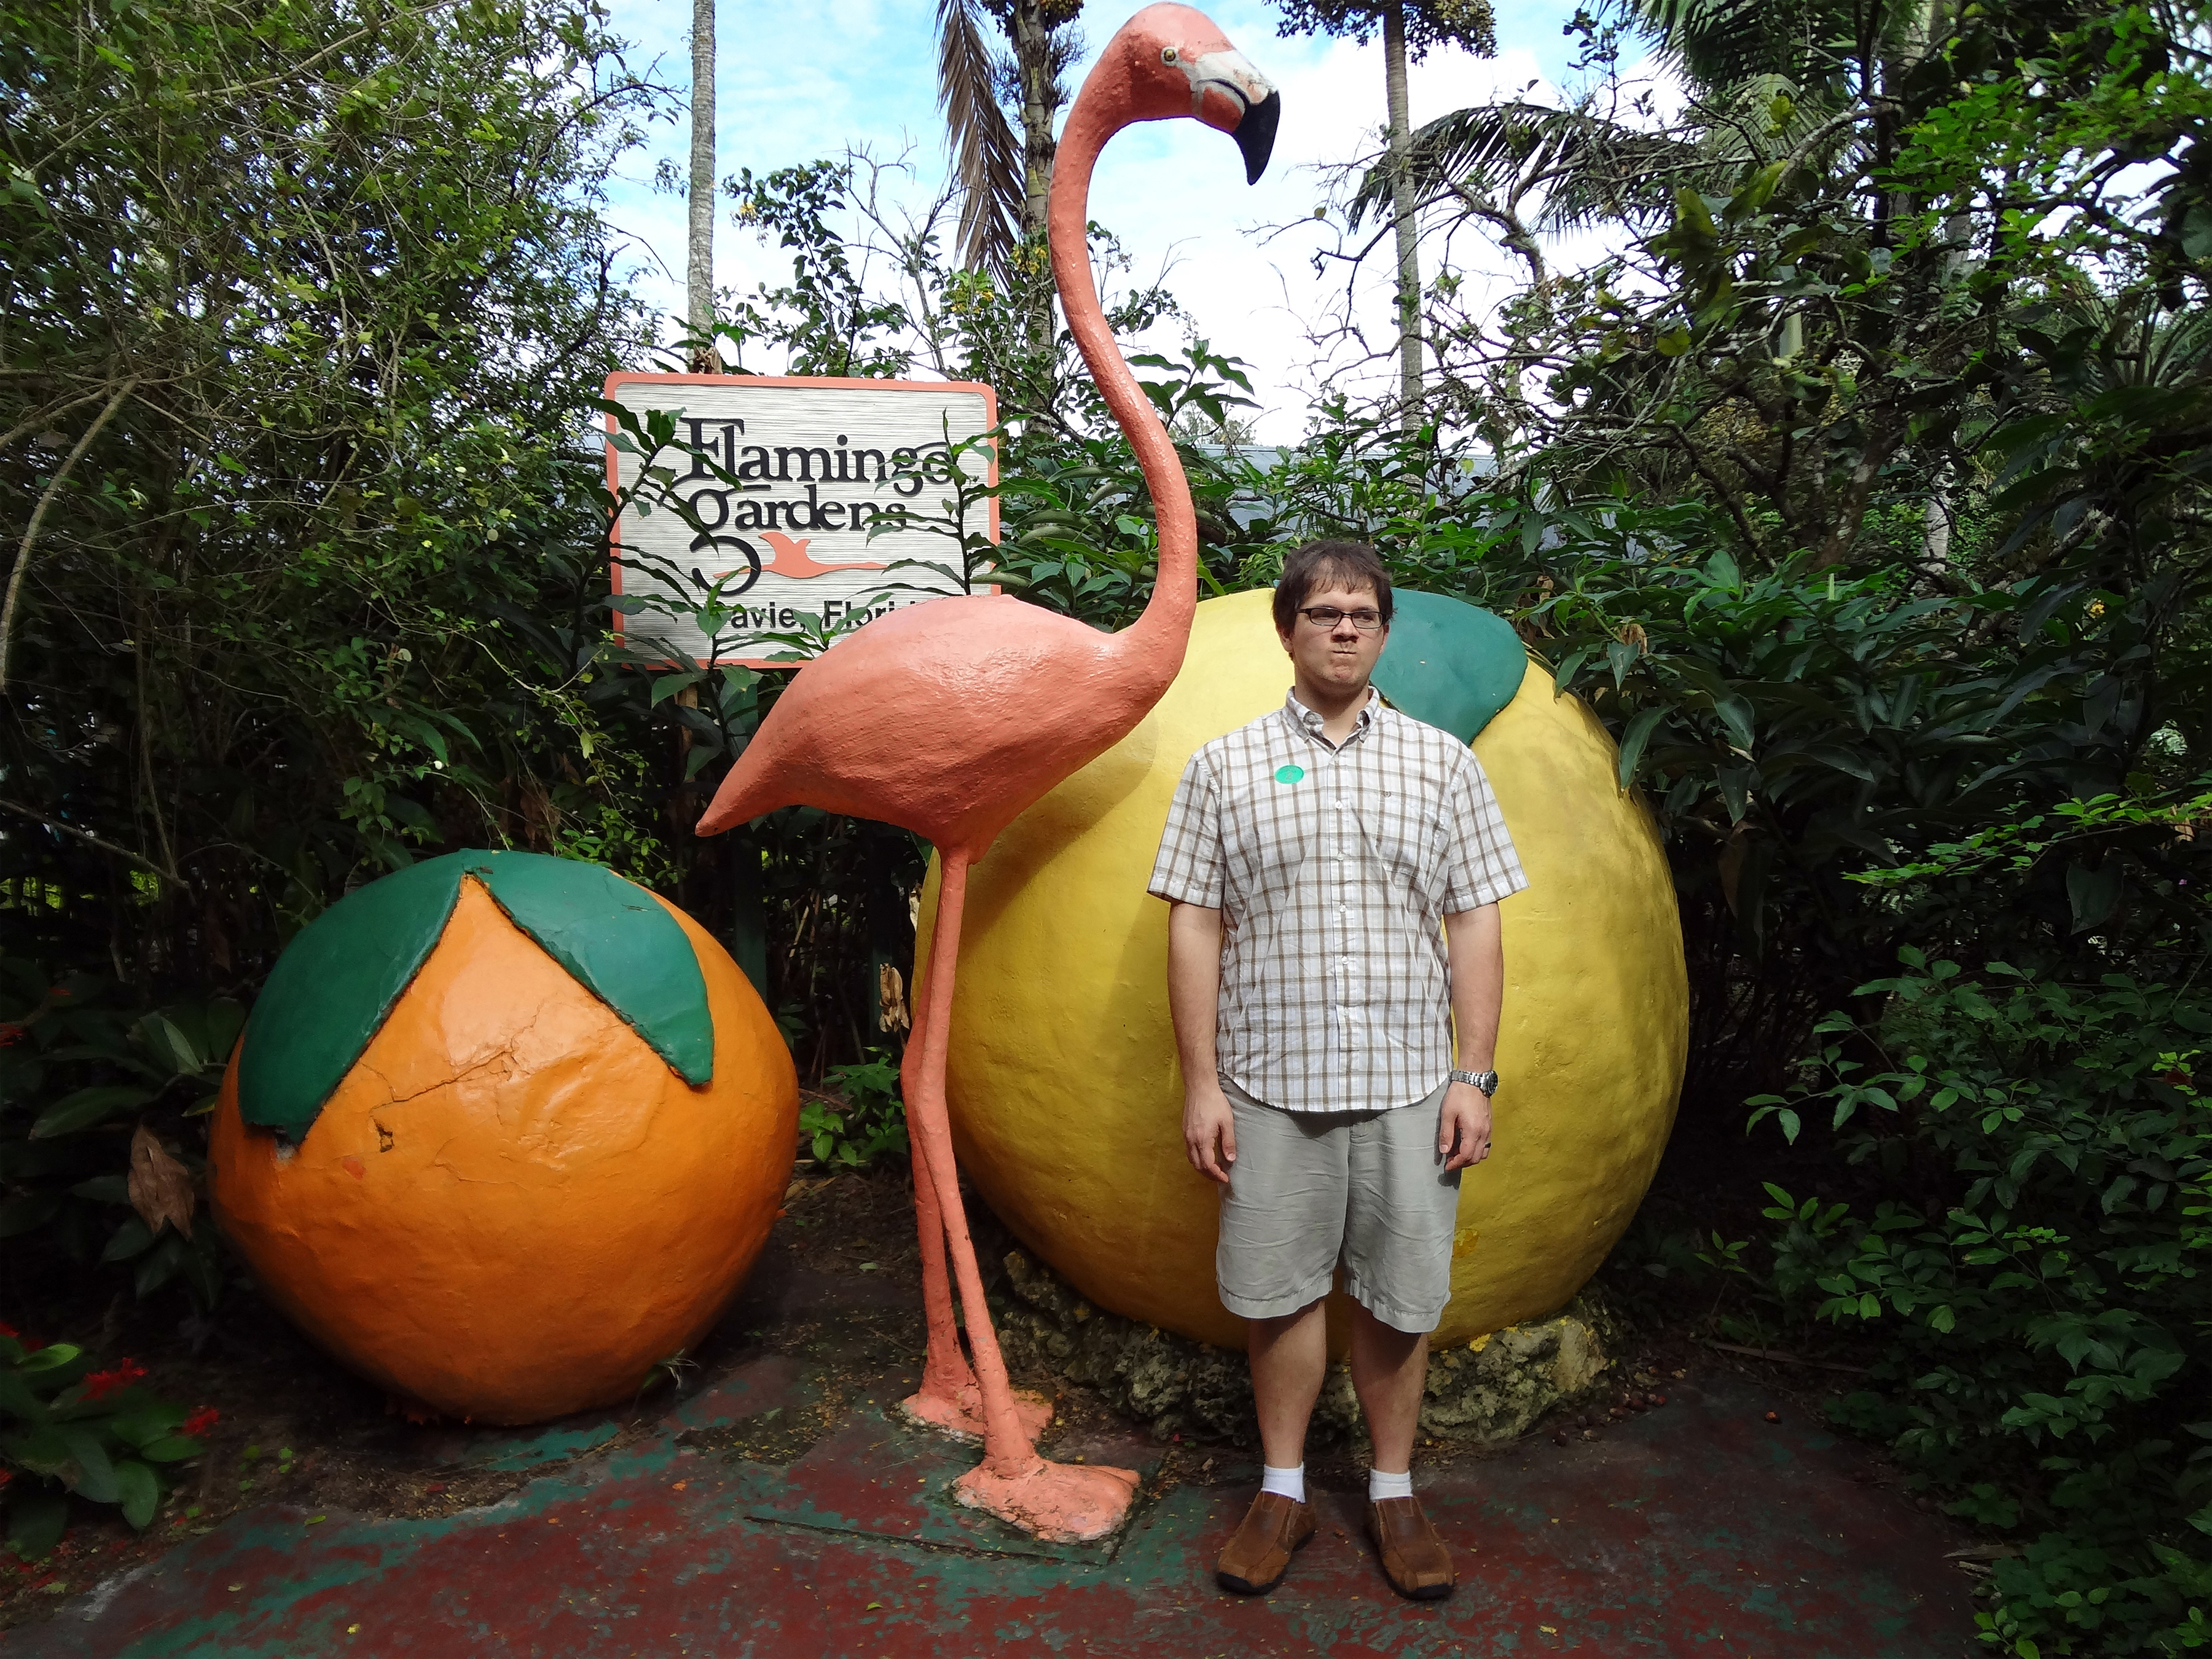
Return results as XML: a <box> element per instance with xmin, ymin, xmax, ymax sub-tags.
<box><xmin>0</xmin><ymin>378</ymin><xmax>136</xmax><ymax>694</ymax></box>
<box><xmin>0</xmin><ymin>798</ymin><xmax>194</xmax><ymax>893</ymax></box>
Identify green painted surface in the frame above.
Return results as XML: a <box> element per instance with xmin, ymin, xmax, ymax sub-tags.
<box><xmin>235</xmin><ymin>853</ymin><xmax>471</xmax><ymax>1142</ymax></box>
<box><xmin>458</xmin><ymin>1419</ymin><xmax>621</xmax><ymax>1472</ymax></box>
<box><xmin>1374</xmin><ymin>589</ymin><xmax>1530</xmax><ymax>743</ymax></box>
<box><xmin>237</xmin><ymin>850</ymin><xmax>713</xmax><ymax>1144</ymax></box>
<box><xmin>476</xmin><ymin>852</ymin><xmax>714</xmax><ymax>1086</ymax></box>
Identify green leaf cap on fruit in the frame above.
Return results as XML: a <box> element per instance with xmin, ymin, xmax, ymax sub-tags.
<box><xmin>1371</xmin><ymin>590</ymin><xmax>1529</xmax><ymax>743</ymax></box>
<box><xmin>237</xmin><ymin>851</ymin><xmax>713</xmax><ymax>1142</ymax></box>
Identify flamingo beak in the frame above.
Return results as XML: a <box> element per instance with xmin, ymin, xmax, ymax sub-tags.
<box><xmin>1235</xmin><ymin>87</ymin><xmax>1282</xmax><ymax>184</ymax></box>
<box><xmin>1186</xmin><ymin>49</ymin><xmax>1279</xmax><ymax>184</ymax></box>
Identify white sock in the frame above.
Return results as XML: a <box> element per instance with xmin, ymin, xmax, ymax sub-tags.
<box><xmin>1260</xmin><ymin>1462</ymin><xmax>1306</xmax><ymax>1503</ymax></box>
<box><xmin>1369</xmin><ymin>1467</ymin><xmax>1414</xmax><ymax>1502</ymax></box>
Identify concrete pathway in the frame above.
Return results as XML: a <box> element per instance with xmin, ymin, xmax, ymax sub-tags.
<box><xmin>6</xmin><ymin>1349</ymin><xmax>1974</xmax><ymax>1657</ymax></box>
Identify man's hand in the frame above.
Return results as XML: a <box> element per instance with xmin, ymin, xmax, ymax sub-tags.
<box><xmin>1438</xmin><ymin>1081</ymin><xmax>1492</xmax><ymax>1172</ymax></box>
<box><xmin>1185</xmin><ymin>1083</ymin><xmax>1237</xmax><ymax>1184</ymax></box>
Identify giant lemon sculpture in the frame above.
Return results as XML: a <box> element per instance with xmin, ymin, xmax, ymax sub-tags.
<box><xmin>210</xmin><ymin>850</ymin><xmax>797</xmax><ymax>1424</ymax></box>
<box><xmin>930</xmin><ymin>589</ymin><xmax>1685</xmax><ymax>1351</ymax></box>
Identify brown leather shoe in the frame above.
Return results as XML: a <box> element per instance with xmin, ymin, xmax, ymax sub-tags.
<box><xmin>1367</xmin><ymin>1494</ymin><xmax>1454</xmax><ymax>1599</ymax></box>
<box><xmin>1215</xmin><ymin>1491</ymin><xmax>1316</xmax><ymax>1593</ymax></box>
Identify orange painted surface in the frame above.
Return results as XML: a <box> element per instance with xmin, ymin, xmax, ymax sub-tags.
<box><xmin>208</xmin><ymin>877</ymin><xmax>797</xmax><ymax>1426</ymax></box>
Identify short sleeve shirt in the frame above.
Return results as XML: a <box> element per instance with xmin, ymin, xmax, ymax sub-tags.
<box><xmin>1147</xmin><ymin>688</ymin><xmax>1527</xmax><ymax>1115</ymax></box>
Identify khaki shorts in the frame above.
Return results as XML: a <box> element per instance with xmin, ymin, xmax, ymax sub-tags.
<box><xmin>1215</xmin><ymin>1075</ymin><xmax>1461</xmax><ymax>1334</ymax></box>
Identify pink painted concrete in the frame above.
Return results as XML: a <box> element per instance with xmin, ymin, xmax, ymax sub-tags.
<box><xmin>694</xmin><ymin>6</ymin><xmax>1277</xmax><ymax>1542</ymax></box>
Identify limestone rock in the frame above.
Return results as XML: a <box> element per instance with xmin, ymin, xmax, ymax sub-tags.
<box><xmin>992</xmin><ymin>1247</ymin><xmax>1618</xmax><ymax>1450</ymax></box>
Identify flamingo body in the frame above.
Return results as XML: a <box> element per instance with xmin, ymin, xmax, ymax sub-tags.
<box><xmin>699</xmin><ymin>594</ymin><xmax>1172</xmax><ymax>855</ymax></box>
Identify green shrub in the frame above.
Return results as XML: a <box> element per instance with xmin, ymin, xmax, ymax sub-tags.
<box><xmin>798</xmin><ymin>1054</ymin><xmax>908</xmax><ymax>1171</ymax></box>
<box><xmin>0</xmin><ymin>956</ymin><xmax>233</xmax><ymax>1311</ymax></box>
<box><xmin>1750</xmin><ymin>949</ymin><xmax>2212</xmax><ymax>1654</ymax></box>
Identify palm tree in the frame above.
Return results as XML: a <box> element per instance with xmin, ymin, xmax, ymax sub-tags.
<box><xmin>1343</xmin><ymin>0</ymin><xmax>1954</xmax><ymax>536</ymax></box>
<box><xmin>688</xmin><ymin>0</ymin><xmax>715</xmax><ymax>371</ymax></box>
<box><xmin>936</xmin><ymin>0</ymin><xmax>1086</xmax><ymax>281</ymax></box>
<box><xmin>1275</xmin><ymin>0</ymin><xmax>1499</xmax><ymax>430</ymax></box>
<box><xmin>1349</xmin><ymin>0</ymin><xmax>1939</xmax><ymax>270</ymax></box>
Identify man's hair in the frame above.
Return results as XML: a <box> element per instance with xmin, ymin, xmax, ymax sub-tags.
<box><xmin>1273</xmin><ymin>539</ymin><xmax>1394</xmax><ymax>636</ymax></box>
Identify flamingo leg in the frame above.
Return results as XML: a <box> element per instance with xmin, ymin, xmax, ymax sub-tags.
<box><xmin>903</xmin><ymin>1128</ymin><xmax>979</xmax><ymax>1411</ymax></box>
<box><xmin>902</xmin><ymin>852</ymin><xmax>1139</xmax><ymax>1540</ymax></box>
<box><xmin>898</xmin><ymin>946</ymin><xmax>1051</xmax><ymax>1446</ymax></box>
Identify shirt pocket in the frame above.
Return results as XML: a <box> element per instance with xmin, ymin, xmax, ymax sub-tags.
<box><xmin>1354</xmin><ymin>770</ymin><xmax>1453</xmax><ymax>908</ymax></box>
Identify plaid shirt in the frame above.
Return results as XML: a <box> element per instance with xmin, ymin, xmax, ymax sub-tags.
<box><xmin>1148</xmin><ymin>688</ymin><xmax>1527</xmax><ymax>1115</ymax></box>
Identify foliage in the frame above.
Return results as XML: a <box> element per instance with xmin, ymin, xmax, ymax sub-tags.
<box><xmin>720</xmin><ymin>160</ymin><xmax>917</xmax><ymax>378</ymax></box>
<box><xmin>2</xmin><ymin>0</ymin><xmax>662</xmax><ymax>974</ymax></box>
<box><xmin>1740</xmin><ymin>947</ymin><xmax>2212</xmax><ymax>1655</ymax></box>
<box><xmin>1</xmin><ymin>1330</ymin><xmax>211</xmax><ymax>1557</ymax></box>
<box><xmin>0</xmin><ymin>956</ymin><xmax>233</xmax><ymax>1316</ymax></box>
<box><xmin>1274</xmin><ymin>0</ymin><xmax>1497</xmax><ymax>61</ymax></box>
<box><xmin>798</xmin><ymin>1053</ymin><xmax>909</xmax><ymax>1171</ymax></box>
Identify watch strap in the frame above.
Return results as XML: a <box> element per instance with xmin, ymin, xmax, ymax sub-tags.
<box><xmin>1450</xmin><ymin>1069</ymin><xmax>1499</xmax><ymax>1096</ymax></box>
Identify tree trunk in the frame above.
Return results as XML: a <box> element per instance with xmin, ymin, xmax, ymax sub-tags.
<box><xmin>1014</xmin><ymin>0</ymin><xmax>1056</xmax><ymax>240</ymax></box>
<box><xmin>1013</xmin><ymin>0</ymin><xmax>1057</xmax><ymax>351</ymax></box>
<box><xmin>688</xmin><ymin>0</ymin><xmax>716</xmax><ymax>371</ymax></box>
<box><xmin>1382</xmin><ymin>1</ymin><xmax>1423</xmax><ymax>433</ymax></box>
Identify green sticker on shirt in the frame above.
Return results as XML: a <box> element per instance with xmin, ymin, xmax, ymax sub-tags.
<box><xmin>1274</xmin><ymin>764</ymin><xmax>1305</xmax><ymax>784</ymax></box>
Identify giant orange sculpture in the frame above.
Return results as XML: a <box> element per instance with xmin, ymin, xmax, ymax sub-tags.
<box><xmin>208</xmin><ymin>851</ymin><xmax>797</xmax><ymax>1425</ymax></box>
<box><xmin>696</xmin><ymin>4</ymin><xmax>1279</xmax><ymax>1541</ymax></box>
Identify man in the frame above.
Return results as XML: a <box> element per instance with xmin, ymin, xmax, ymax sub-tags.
<box><xmin>1147</xmin><ymin>539</ymin><xmax>1526</xmax><ymax>1601</ymax></box>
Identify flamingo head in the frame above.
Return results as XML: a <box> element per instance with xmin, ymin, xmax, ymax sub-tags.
<box><xmin>1103</xmin><ymin>5</ymin><xmax>1281</xmax><ymax>184</ymax></box>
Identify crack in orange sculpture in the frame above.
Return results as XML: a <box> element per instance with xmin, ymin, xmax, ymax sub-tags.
<box><xmin>695</xmin><ymin>4</ymin><xmax>1279</xmax><ymax>1543</ymax></box>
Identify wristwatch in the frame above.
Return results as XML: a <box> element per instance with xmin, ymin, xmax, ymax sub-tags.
<box><xmin>1450</xmin><ymin>1069</ymin><xmax>1499</xmax><ymax>1096</ymax></box>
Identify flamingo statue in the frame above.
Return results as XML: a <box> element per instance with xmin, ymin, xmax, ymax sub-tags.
<box><xmin>696</xmin><ymin>4</ymin><xmax>1279</xmax><ymax>1542</ymax></box>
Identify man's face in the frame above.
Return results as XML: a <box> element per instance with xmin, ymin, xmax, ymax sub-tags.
<box><xmin>1279</xmin><ymin>581</ymin><xmax>1388</xmax><ymax>696</ymax></box>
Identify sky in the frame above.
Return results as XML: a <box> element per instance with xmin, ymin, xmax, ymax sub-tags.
<box><xmin>598</xmin><ymin>1</ymin><xmax>1614</xmax><ymax>441</ymax></box>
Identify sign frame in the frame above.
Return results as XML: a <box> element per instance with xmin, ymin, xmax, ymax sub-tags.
<box><xmin>602</xmin><ymin>372</ymin><xmax>1000</xmax><ymax>671</ymax></box>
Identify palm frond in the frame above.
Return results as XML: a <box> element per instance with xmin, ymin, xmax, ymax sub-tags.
<box><xmin>1349</xmin><ymin>103</ymin><xmax>1696</xmax><ymax>235</ymax></box>
<box><xmin>1631</xmin><ymin>0</ymin><xmax>1885</xmax><ymax>98</ymax></box>
<box><xmin>938</xmin><ymin>0</ymin><xmax>1023</xmax><ymax>278</ymax></box>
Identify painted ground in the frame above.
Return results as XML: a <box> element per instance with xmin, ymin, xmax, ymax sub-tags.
<box><xmin>5</xmin><ymin>1344</ymin><xmax>1972</xmax><ymax>1658</ymax></box>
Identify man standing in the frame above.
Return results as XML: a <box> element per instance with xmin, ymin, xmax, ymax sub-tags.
<box><xmin>1147</xmin><ymin>540</ymin><xmax>1526</xmax><ymax>1601</ymax></box>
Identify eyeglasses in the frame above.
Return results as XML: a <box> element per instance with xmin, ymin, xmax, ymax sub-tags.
<box><xmin>1298</xmin><ymin>606</ymin><xmax>1384</xmax><ymax>633</ymax></box>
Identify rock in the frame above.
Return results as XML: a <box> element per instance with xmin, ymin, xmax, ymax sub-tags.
<box><xmin>991</xmin><ymin>1247</ymin><xmax>1619</xmax><ymax>1451</ymax></box>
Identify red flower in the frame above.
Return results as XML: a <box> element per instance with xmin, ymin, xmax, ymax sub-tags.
<box><xmin>82</xmin><ymin>1358</ymin><xmax>149</xmax><ymax>1402</ymax></box>
<box><xmin>0</xmin><ymin>1026</ymin><xmax>22</xmax><ymax>1047</ymax></box>
<box><xmin>0</xmin><ymin>1469</ymin><xmax>12</xmax><ymax>1487</ymax></box>
<box><xmin>181</xmin><ymin>1405</ymin><xmax>221</xmax><ymax>1438</ymax></box>
<box><xmin>0</xmin><ymin>1320</ymin><xmax>17</xmax><ymax>1339</ymax></box>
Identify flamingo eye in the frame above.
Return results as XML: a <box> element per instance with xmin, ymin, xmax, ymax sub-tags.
<box><xmin>1161</xmin><ymin>46</ymin><xmax>1178</xmax><ymax>64</ymax></box>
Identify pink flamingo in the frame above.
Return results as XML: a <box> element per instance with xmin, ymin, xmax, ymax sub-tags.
<box><xmin>757</xmin><ymin>530</ymin><xmax>885</xmax><ymax>581</ymax></box>
<box><xmin>696</xmin><ymin>4</ymin><xmax>1279</xmax><ymax>1542</ymax></box>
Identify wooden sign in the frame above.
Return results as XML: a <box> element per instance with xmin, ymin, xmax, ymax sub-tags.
<box><xmin>602</xmin><ymin>374</ymin><xmax>997</xmax><ymax>669</ymax></box>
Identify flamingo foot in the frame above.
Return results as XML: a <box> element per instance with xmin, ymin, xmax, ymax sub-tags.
<box><xmin>898</xmin><ymin>1381</ymin><xmax>1053</xmax><ymax>1445</ymax></box>
<box><xmin>954</xmin><ymin>1456</ymin><xmax>1140</xmax><ymax>1543</ymax></box>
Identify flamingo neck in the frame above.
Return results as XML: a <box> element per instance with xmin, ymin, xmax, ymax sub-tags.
<box><xmin>1048</xmin><ymin>90</ymin><xmax>1198</xmax><ymax>667</ymax></box>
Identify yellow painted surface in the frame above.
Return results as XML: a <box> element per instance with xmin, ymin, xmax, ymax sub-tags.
<box><xmin>210</xmin><ymin>878</ymin><xmax>798</xmax><ymax>1424</ymax></box>
<box><xmin>927</xmin><ymin>589</ymin><xmax>1685</xmax><ymax>1351</ymax></box>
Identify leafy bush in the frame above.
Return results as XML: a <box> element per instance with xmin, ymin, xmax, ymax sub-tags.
<box><xmin>798</xmin><ymin>1055</ymin><xmax>909</xmax><ymax>1171</ymax></box>
<box><xmin>0</xmin><ymin>957</ymin><xmax>234</xmax><ymax>1312</ymax></box>
<box><xmin>1747</xmin><ymin>949</ymin><xmax>2212</xmax><ymax>1655</ymax></box>
<box><xmin>1</xmin><ymin>1330</ymin><xmax>211</xmax><ymax>1557</ymax></box>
